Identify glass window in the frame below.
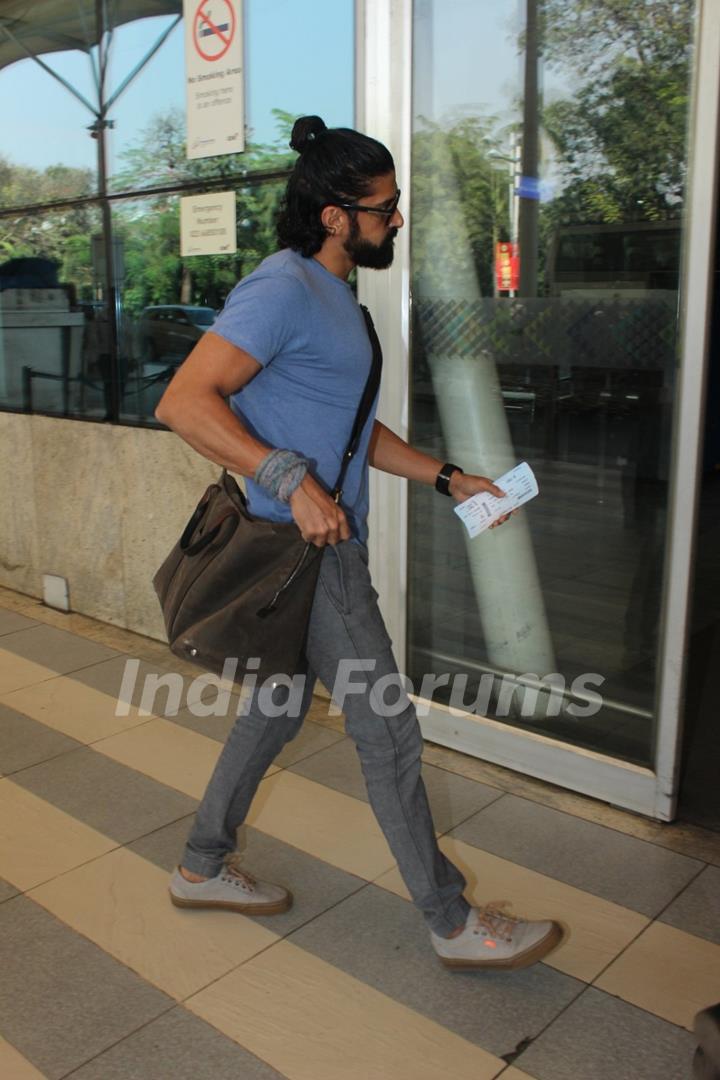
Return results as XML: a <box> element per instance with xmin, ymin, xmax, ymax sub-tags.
<box><xmin>0</xmin><ymin>203</ymin><xmax>108</xmax><ymax>415</ymax></box>
<box><xmin>408</xmin><ymin>0</ymin><xmax>696</xmax><ymax>766</ymax></box>
<box><xmin>0</xmin><ymin>0</ymin><xmax>355</xmax><ymax>423</ymax></box>
<box><xmin>114</xmin><ymin>179</ymin><xmax>286</xmax><ymax>423</ymax></box>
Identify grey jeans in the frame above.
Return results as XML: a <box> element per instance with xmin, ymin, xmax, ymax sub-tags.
<box><xmin>182</xmin><ymin>540</ymin><xmax>470</xmax><ymax>937</ymax></box>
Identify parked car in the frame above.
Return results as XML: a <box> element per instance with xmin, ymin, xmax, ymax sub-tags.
<box><xmin>139</xmin><ymin>304</ymin><xmax>216</xmax><ymax>363</ymax></box>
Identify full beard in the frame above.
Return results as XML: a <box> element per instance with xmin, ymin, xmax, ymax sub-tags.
<box><xmin>343</xmin><ymin>222</ymin><xmax>398</xmax><ymax>269</ymax></box>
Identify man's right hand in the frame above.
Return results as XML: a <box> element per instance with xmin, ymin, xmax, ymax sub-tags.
<box><xmin>289</xmin><ymin>474</ymin><xmax>351</xmax><ymax>546</ymax></box>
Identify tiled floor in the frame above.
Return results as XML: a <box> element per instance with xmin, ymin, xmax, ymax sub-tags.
<box><xmin>1</xmin><ymin>589</ymin><xmax>719</xmax><ymax>1080</ymax></box>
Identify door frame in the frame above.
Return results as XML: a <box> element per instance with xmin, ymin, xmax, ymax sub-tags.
<box><xmin>357</xmin><ymin>0</ymin><xmax>720</xmax><ymax>820</ymax></box>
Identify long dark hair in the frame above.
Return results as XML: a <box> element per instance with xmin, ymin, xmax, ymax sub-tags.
<box><xmin>276</xmin><ymin>115</ymin><xmax>395</xmax><ymax>257</ymax></box>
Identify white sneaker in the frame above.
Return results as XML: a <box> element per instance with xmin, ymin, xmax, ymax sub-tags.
<box><xmin>169</xmin><ymin>852</ymin><xmax>292</xmax><ymax>915</ymax></box>
<box><xmin>431</xmin><ymin>904</ymin><xmax>563</xmax><ymax>970</ymax></box>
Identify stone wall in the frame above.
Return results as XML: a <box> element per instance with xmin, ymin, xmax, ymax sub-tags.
<box><xmin>0</xmin><ymin>412</ymin><xmax>218</xmax><ymax>640</ymax></box>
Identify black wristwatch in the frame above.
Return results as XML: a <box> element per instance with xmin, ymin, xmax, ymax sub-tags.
<box><xmin>435</xmin><ymin>462</ymin><xmax>463</xmax><ymax>497</ymax></box>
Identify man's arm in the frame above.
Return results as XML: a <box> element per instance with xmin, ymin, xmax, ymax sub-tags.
<box><xmin>155</xmin><ymin>332</ymin><xmax>350</xmax><ymax>546</ymax></box>
<box><xmin>368</xmin><ymin>420</ymin><xmax>511</xmax><ymax>522</ymax></box>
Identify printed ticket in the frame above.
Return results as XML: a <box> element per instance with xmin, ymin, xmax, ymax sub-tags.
<box><xmin>453</xmin><ymin>461</ymin><xmax>539</xmax><ymax>538</ymax></box>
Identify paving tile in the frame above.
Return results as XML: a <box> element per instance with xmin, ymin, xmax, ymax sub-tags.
<box><xmin>129</xmin><ymin>815</ymin><xmax>368</xmax><ymax>938</ymax></box>
<box><xmin>0</xmin><ymin>874</ymin><xmax>18</xmax><ymax>904</ymax></box>
<box><xmin>68</xmin><ymin>1006</ymin><xmax>287</xmax><ymax>1080</ymax></box>
<box><xmin>289</xmin><ymin>737</ymin><xmax>502</xmax><ymax>833</ymax></box>
<box><xmin>0</xmin><ymin>703</ymin><xmax>81</xmax><ymax>775</ymax></box>
<box><xmin>0</xmin><ymin>624</ymin><xmax>119</xmax><ymax>673</ymax></box>
<box><xmin>170</xmin><ymin>700</ymin><xmax>346</xmax><ymax>764</ymax></box>
<box><xmin>11</xmin><ymin>747</ymin><xmax>198</xmax><ymax>845</ymax></box>
<box><xmin>450</xmin><ymin>795</ymin><xmax>702</xmax><ymax>916</ymax></box>
<box><xmin>0</xmin><ymin>895</ymin><xmax>172</xmax><ymax>1080</ymax></box>
<box><xmin>0</xmin><ymin>611</ymin><xmax>39</xmax><ymax>636</ymax></box>
<box><xmin>270</xmin><ymin>717</ymin><xmax>347</xmax><ymax>767</ymax></box>
<box><xmin>660</xmin><ymin>865</ymin><xmax>720</xmax><ymax>945</ymax></box>
<box><xmin>0</xmin><ymin>1037</ymin><xmax>46</xmax><ymax>1079</ymax></box>
<box><xmin>92</xmin><ymin>717</ymin><xmax>280</xmax><ymax>800</ymax></box>
<box><xmin>28</xmin><ymin>846</ymin><xmax>279</xmax><ymax>1002</ymax></box>
<box><xmin>0</xmin><ymin>673</ymin><xmax>153</xmax><ymax>744</ymax></box>
<box><xmin>288</xmin><ymin>882</ymin><xmax>583</xmax><ymax>1059</ymax></box>
<box><xmin>420</xmin><ymin>742</ymin><xmax>720</xmax><ymax>867</ymax></box>
<box><xmin>69</xmin><ymin>654</ymin><xmax>239</xmax><ymax>719</ymax></box>
<box><xmin>245</xmin><ymin>769</ymin><xmax>396</xmax><ymax>881</ymax></box>
<box><xmin>186</xmin><ymin>939</ymin><xmax>504</xmax><ymax>1080</ymax></box>
<box><xmin>515</xmin><ymin>987</ymin><xmax>697</xmax><ymax>1080</ymax></box>
<box><xmin>374</xmin><ymin>835</ymin><xmax>649</xmax><ymax>984</ymax></box>
<box><xmin>595</xmin><ymin>921</ymin><xmax>720</xmax><ymax>1030</ymax></box>
<box><xmin>0</xmin><ymin>650</ymin><xmax>58</xmax><ymax>696</ymax></box>
<box><xmin>165</xmin><ymin>704</ymin><xmax>236</xmax><ymax>743</ymax></box>
<box><xmin>0</xmin><ymin>779</ymin><xmax>116</xmax><ymax>891</ymax></box>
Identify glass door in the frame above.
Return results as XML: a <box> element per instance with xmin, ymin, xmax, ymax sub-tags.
<box><xmin>379</xmin><ymin>0</ymin><xmax>719</xmax><ymax>819</ymax></box>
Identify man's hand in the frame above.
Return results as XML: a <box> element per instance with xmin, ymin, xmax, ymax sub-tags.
<box><xmin>289</xmin><ymin>474</ymin><xmax>351</xmax><ymax>546</ymax></box>
<box><xmin>449</xmin><ymin>470</ymin><xmax>515</xmax><ymax>529</ymax></box>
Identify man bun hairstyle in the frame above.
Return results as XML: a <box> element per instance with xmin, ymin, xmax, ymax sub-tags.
<box><xmin>276</xmin><ymin>114</ymin><xmax>395</xmax><ymax>257</ymax></box>
<box><xmin>288</xmin><ymin>115</ymin><xmax>327</xmax><ymax>154</ymax></box>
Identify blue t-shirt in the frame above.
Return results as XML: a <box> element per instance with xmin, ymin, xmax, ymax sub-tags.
<box><xmin>210</xmin><ymin>249</ymin><xmax>377</xmax><ymax>541</ymax></box>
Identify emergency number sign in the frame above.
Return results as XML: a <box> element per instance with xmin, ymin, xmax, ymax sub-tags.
<box><xmin>184</xmin><ymin>0</ymin><xmax>244</xmax><ymax>160</ymax></box>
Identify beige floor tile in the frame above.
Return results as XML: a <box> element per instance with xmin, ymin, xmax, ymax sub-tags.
<box><xmin>186</xmin><ymin>938</ymin><xmax>503</xmax><ymax>1080</ymax></box>
<box><xmin>0</xmin><ymin>780</ymin><xmax>116</xmax><ymax>890</ymax></box>
<box><xmin>595</xmin><ymin>921</ymin><xmax>720</xmax><ymax>1030</ymax></box>
<box><xmin>245</xmin><ymin>770</ymin><xmax>396</xmax><ymax>881</ymax></box>
<box><xmin>0</xmin><ymin>1038</ymin><xmax>47</xmax><ymax>1079</ymax></box>
<box><xmin>373</xmin><ymin>835</ymin><xmax>649</xmax><ymax>984</ymax></box>
<box><xmin>0</xmin><ymin>649</ymin><xmax>58</xmax><ymax>696</ymax></box>
<box><xmin>93</xmin><ymin>717</ymin><xmax>278</xmax><ymax>800</ymax></box>
<box><xmin>28</xmin><ymin>846</ymin><xmax>278</xmax><ymax>1001</ymax></box>
<box><xmin>0</xmin><ymin>675</ymin><xmax>152</xmax><ymax>744</ymax></box>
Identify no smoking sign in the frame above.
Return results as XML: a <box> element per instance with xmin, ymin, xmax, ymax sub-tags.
<box><xmin>184</xmin><ymin>0</ymin><xmax>244</xmax><ymax>159</ymax></box>
<box><xmin>193</xmin><ymin>0</ymin><xmax>236</xmax><ymax>62</ymax></box>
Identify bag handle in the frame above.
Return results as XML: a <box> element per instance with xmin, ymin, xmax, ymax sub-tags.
<box><xmin>183</xmin><ymin>511</ymin><xmax>239</xmax><ymax>556</ymax></box>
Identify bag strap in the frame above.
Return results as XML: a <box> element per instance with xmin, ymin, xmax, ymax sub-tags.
<box><xmin>330</xmin><ymin>303</ymin><xmax>383</xmax><ymax>502</ymax></box>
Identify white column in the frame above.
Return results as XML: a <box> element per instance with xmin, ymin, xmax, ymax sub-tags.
<box><xmin>356</xmin><ymin>0</ymin><xmax>413</xmax><ymax>662</ymax></box>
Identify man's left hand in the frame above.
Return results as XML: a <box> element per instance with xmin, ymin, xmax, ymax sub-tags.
<box><xmin>449</xmin><ymin>471</ymin><xmax>515</xmax><ymax>529</ymax></box>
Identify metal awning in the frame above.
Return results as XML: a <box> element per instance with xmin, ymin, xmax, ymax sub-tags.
<box><xmin>0</xmin><ymin>2</ymin><xmax>180</xmax><ymax>71</ymax></box>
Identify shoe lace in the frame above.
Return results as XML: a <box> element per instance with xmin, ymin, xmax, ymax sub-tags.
<box><xmin>472</xmin><ymin>901</ymin><xmax>519</xmax><ymax>943</ymax></box>
<box><xmin>222</xmin><ymin>852</ymin><xmax>257</xmax><ymax>888</ymax></box>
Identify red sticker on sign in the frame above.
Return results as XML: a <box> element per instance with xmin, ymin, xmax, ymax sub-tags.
<box><xmin>193</xmin><ymin>0</ymin><xmax>236</xmax><ymax>62</ymax></box>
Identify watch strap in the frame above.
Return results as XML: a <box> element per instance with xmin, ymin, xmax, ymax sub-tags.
<box><xmin>435</xmin><ymin>462</ymin><xmax>463</xmax><ymax>496</ymax></box>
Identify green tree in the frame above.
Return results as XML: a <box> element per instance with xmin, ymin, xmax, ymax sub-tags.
<box><xmin>542</xmin><ymin>0</ymin><xmax>692</xmax><ymax>223</ymax></box>
<box><xmin>112</xmin><ymin>107</ymin><xmax>297</xmax><ymax>315</ymax></box>
<box><xmin>0</xmin><ymin>157</ymin><xmax>96</xmax><ymax>291</ymax></box>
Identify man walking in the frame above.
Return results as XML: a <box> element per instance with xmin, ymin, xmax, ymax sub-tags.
<box><xmin>156</xmin><ymin>115</ymin><xmax>562</xmax><ymax>970</ymax></box>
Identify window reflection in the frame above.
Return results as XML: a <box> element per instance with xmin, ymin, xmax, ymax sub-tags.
<box><xmin>0</xmin><ymin>0</ymin><xmax>354</xmax><ymax>422</ymax></box>
<box><xmin>0</xmin><ymin>205</ymin><xmax>105</xmax><ymax>415</ymax></box>
<box><xmin>115</xmin><ymin>181</ymin><xmax>285</xmax><ymax>422</ymax></box>
<box><xmin>409</xmin><ymin>0</ymin><xmax>695</xmax><ymax>765</ymax></box>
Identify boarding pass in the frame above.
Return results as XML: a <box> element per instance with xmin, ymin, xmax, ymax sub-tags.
<box><xmin>453</xmin><ymin>461</ymin><xmax>539</xmax><ymax>538</ymax></box>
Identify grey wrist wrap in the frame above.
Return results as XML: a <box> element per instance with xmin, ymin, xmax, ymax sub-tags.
<box><xmin>254</xmin><ymin>449</ymin><xmax>309</xmax><ymax>503</ymax></box>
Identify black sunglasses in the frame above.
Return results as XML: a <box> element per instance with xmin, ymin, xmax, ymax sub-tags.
<box><xmin>334</xmin><ymin>189</ymin><xmax>401</xmax><ymax>218</ymax></box>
